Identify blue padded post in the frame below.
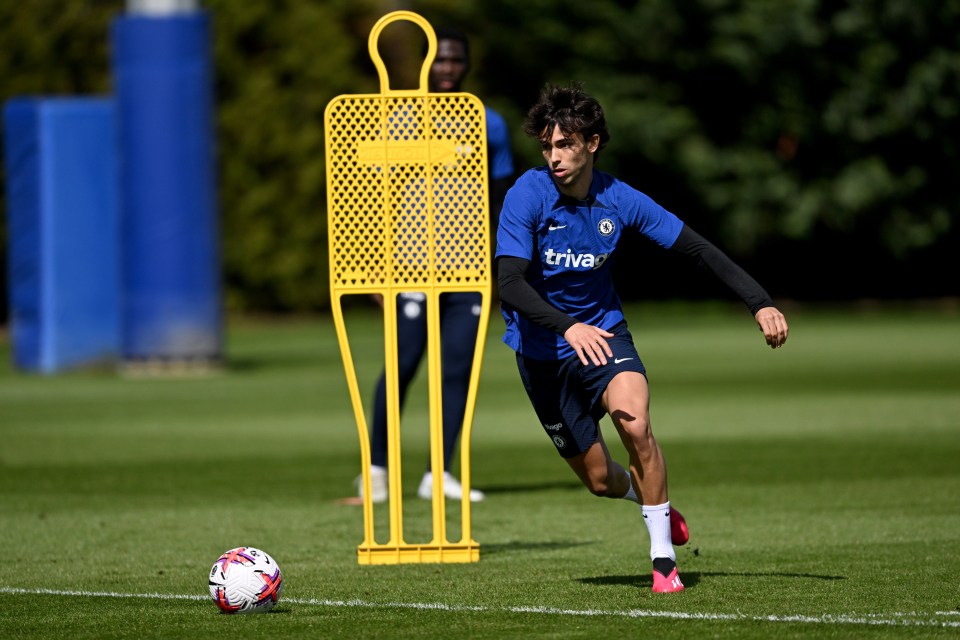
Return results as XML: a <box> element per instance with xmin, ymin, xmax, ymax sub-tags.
<box><xmin>111</xmin><ymin>11</ymin><xmax>222</xmax><ymax>363</ymax></box>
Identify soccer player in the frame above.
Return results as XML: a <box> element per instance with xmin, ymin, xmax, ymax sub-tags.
<box><xmin>358</xmin><ymin>27</ymin><xmax>515</xmax><ymax>504</ymax></box>
<box><xmin>495</xmin><ymin>83</ymin><xmax>788</xmax><ymax>593</ymax></box>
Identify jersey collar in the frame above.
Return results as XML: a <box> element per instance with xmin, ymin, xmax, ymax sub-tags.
<box><xmin>549</xmin><ymin>169</ymin><xmax>600</xmax><ymax>211</ymax></box>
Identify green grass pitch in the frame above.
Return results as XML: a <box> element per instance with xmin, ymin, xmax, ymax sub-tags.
<box><xmin>2</xmin><ymin>301</ymin><xmax>959</xmax><ymax>639</ymax></box>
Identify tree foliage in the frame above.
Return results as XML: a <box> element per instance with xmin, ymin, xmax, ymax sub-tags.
<box><xmin>415</xmin><ymin>0</ymin><xmax>960</xmax><ymax>299</ymax></box>
<box><xmin>0</xmin><ymin>0</ymin><xmax>119</xmax><ymax>320</ymax></box>
<box><xmin>2</xmin><ymin>0</ymin><xmax>958</xmax><ymax>315</ymax></box>
<box><xmin>207</xmin><ymin>0</ymin><xmax>381</xmax><ymax>311</ymax></box>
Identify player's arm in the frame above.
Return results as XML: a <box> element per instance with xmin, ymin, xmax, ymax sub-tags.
<box><xmin>669</xmin><ymin>225</ymin><xmax>789</xmax><ymax>348</ymax></box>
<box><xmin>497</xmin><ymin>256</ymin><xmax>614</xmax><ymax>365</ymax></box>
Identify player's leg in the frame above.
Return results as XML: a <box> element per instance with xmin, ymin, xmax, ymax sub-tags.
<box><xmin>360</xmin><ymin>294</ymin><xmax>428</xmax><ymax>502</ymax></box>
<box><xmin>517</xmin><ymin>350</ymin><xmax>631</xmax><ymax>498</ymax></box>
<box><xmin>562</xmin><ymin>428</ymin><xmax>632</xmax><ymax>498</ymax></box>
<box><xmin>602</xmin><ymin>371</ymin><xmax>666</xmax><ymax>504</ymax></box>
<box><xmin>438</xmin><ymin>293</ymin><xmax>481</xmax><ymax>470</ymax></box>
<box><xmin>371</xmin><ymin>293</ymin><xmax>428</xmax><ymax>464</ymax></box>
<box><xmin>603</xmin><ymin>370</ymin><xmax>683</xmax><ymax>593</ymax></box>
<box><xmin>516</xmin><ymin>349</ymin><xmax>655</xmax><ymax>508</ymax></box>
<box><xmin>418</xmin><ymin>292</ymin><xmax>484</xmax><ymax>501</ymax></box>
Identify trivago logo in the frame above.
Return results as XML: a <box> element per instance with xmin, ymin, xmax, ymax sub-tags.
<box><xmin>543</xmin><ymin>247</ymin><xmax>610</xmax><ymax>269</ymax></box>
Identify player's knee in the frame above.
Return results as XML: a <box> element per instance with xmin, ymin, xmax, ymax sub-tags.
<box><xmin>584</xmin><ymin>480</ymin><xmax>609</xmax><ymax>497</ymax></box>
<box><xmin>621</xmin><ymin>416</ymin><xmax>656</xmax><ymax>451</ymax></box>
<box><xmin>582</xmin><ymin>470</ymin><xmax>616</xmax><ymax>497</ymax></box>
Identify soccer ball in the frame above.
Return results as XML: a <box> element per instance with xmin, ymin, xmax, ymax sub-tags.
<box><xmin>208</xmin><ymin>547</ymin><xmax>283</xmax><ymax>614</ymax></box>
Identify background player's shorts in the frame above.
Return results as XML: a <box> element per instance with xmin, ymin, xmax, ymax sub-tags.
<box><xmin>514</xmin><ymin>321</ymin><xmax>646</xmax><ymax>458</ymax></box>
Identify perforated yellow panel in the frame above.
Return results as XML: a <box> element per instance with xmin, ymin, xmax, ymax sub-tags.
<box><xmin>327</xmin><ymin>95</ymin><xmax>490</xmax><ymax>290</ymax></box>
<box><xmin>324</xmin><ymin>11</ymin><xmax>490</xmax><ymax>565</ymax></box>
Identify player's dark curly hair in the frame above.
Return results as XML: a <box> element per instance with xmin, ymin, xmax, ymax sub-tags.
<box><xmin>523</xmin><ymin>82</ymin><xmax>610</xmax><ymax>159</ymax></box>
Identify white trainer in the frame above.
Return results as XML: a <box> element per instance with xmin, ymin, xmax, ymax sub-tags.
<box><xmin>417</xmin><ymin>471</ymin><xmax>485</xmax><ymax>502</ymax></box>
<box><xmin>355</xmin><ymin>464</ymin><xmax>388</xmax><ymax>504</ymax></box>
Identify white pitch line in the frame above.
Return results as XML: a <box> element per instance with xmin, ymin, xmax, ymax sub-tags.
<box><xmin>1</xmin><ymin>586</ymin><xmax>958</xmax><ymax>629</ymax></box>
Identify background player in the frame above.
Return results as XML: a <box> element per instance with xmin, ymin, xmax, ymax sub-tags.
<box><xmin>495</xmin><ymin>83</ymin><xmax>788</xmax><ymax>592</ymax></box>
<box><xmin>358</xmin><ymin>26</ymin><xmax>515</xmax><ymax>503</ymax></box>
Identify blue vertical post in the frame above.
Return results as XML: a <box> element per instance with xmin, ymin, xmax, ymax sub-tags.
<box><xmin>111</xmin><ymin>8</ymin><xmax>222</xmax><ymax>365</ymax></box>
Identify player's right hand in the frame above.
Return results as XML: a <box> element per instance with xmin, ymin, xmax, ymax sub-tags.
<box><xmin>564</xmin><ymin>323</ymin><xmax>614</xmax><ymax>366</ymax></box>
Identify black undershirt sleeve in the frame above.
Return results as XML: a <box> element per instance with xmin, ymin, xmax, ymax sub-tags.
<box><xmin>497</xmin><ymin>256</ymin><xmax>579</xmax><ymax>335</ymax></box>
<box><xmin>669</xmin><ymin>224</ymin><xmax>774</xmax><ymax>315</ymax></box>
<box><xmin>496</xmin><ymin>225</ymin><xmax>773</xmax><ymax>336</ymax></box>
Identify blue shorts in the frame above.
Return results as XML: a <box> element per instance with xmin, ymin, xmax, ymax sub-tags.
<box><xmin>515</xmin><ymin>322</ymin><xmax>646</xmax><ymax>458</ymax></box>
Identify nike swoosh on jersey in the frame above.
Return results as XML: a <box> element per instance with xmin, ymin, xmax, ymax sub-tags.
<box><xmin>548</xmin><ymin>225</ymin><xmax>567</xmax><ymax>231</ymax></box>
<box><xmin>614</xmin><ymin>357</ymin><xmax>633</xmax><ymax>364</ymax></box>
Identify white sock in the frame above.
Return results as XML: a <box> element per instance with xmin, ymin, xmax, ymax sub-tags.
<box><xmin>621</xmin><ymin>469</ymin><xmax>639</xmax><ymax>503</ymax></box>
<box><xmin>641</xmin><ymin>501</ymin><xmax>676</xmax><ymax>561</ymax></box>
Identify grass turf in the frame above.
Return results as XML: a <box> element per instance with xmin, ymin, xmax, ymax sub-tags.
<box><xmin>2</xmin><ymin>301</ymin><xmax>959</xmax><ymax>639</ymax></box>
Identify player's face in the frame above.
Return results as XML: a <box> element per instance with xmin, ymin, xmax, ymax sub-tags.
<box><xmin>540</xmin><ymin>125</ymin><xmax>600</xmax><ymax>200</ymax></box>
<box><xmin>429</xmin><ymin>39</ymin><xmax>469</xmax><ymax>92</ymax></box>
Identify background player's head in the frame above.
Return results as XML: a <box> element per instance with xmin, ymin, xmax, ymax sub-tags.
<box><xmin>428</xmin><ymin>26</ymin><xmax>471</xmax><ymax>92</ymax></box>
<box><xmin>523</xmin><ymin>82</ymin><xmax>610</xmax><ymax>161</ymax></box>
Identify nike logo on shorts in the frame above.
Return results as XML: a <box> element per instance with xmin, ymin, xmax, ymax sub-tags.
<box><xmin>614</xmin><ymin>357</ymin><xmax>633</xmax><ymax>364</ymax></box>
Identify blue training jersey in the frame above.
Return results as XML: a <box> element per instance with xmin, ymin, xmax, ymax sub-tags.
<box><xmin>485</xmin><ymin>106</ymin><xmax>514</xmax><ymax>180</ymax></box>
<box><xmin>495</xmin><ymin>167</ymin><xmax>684</xmax><ymax>360</ymax></box>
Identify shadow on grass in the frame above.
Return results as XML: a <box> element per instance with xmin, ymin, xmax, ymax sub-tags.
<box><xmin>578</xmin><ymin>571</ymin><xmax>846</xmax><ymax>590</ymax></box>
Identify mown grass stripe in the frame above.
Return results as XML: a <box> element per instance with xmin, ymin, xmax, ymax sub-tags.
<box><xmin>2</xmin><ymin>586</ymin><xmax>958</xmax><ymax>628</ymax></box>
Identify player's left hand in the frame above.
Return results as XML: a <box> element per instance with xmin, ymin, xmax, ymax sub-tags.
<box><xmin>755</xmin><ymin>306</ymin><xmax>789</xmax><ymax>349</ymax></box>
